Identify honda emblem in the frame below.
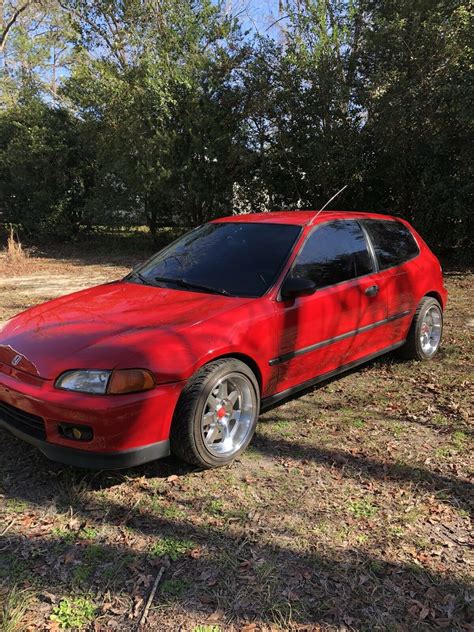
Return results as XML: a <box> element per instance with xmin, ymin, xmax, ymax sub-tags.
<box><xmin>11</xmin><ymin>354</ymin><xmax>22</xmax><ymax>367</ymax></box>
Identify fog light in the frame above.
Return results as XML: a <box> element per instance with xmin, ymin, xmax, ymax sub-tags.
<box><xmin>59</xmin><ymin>424</ymin><xmax>93</xmax><ymax>442</ymax></box>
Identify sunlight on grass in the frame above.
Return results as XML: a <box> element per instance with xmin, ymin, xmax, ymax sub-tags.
<box><xmin>149</xmin><ymin>536</ymin><xmax>195</xmax><ymax>561</ymax></box>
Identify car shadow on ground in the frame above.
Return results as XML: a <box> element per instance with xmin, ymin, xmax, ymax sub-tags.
<box><xmin>1</xmin><ymin>521</ymin><xmax>472</xmax><ymax>630</ymax></box>
<box><xmin>1</xmin><ymin>428</ymin><xmax>472</xmax><ymax>630</ymax></box>
<box><xmin>251</xmin><ymin>433</ymin><xmax>473</xmax><ymax>517</ymax></box>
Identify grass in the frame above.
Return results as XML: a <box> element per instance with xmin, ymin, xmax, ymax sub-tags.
<box><xmin>206</xmin><ymin>499</ymin><xmax>223</xmax><ymax>516</ymax></box>
<box><xmin>149</xmin><ymin>536</ymin><xmax>195</xmax><ymax>561</ymax></box>
<box><xmin>69</xmin><ymin>545</ymin><xmax>107</xmax><ymax>584</ymax></box>
<box><xmin>161</xmin><ymin>578</ymin><xmax>190</xmax><ymax>598</ymax></box>
<box><xmin>5</xmin><ymin>226</ymin><xmax>27</xmax><ymax>264</ymax></box>
<box><xmin>162</xmin><ymin>504</ymin><xmax>186</xmax><ymax>520</ymax></box>
<box><xmin>451</xmin><ymin>430</ymin><xmax>468</xmax><ymax>450</ymax></box>
<box><xmin>5</xmin><ymin>499</ymin><xmax>29</xmax><ymax>513</ymax></box>
<box><xmin>80</xmin><ymin>526</ymin><xmax>99</xmax><ymax>541</ymax></box>
<box><xmin>0</xmin><ymin>247</ymin><xmax>472</xmax><ymax>631</ymax></box>
<box><xmin>52</xmin><ymin>527</ymin><xmax>76</xmax><ymax>543</ymax></box>
<box><xmin>348</xmin><ymin>499</ymin><xmax>379</xmax><ymax>519</ymax></box>
<box><xmin>0</xmin><ymin>555</ymin><xmax>32</xmax><ymax>583</ymax></box>
<box><xmin>0</xmin><ymin>586</ymin><xmax>32</xmax><ymax>632</ymax></box>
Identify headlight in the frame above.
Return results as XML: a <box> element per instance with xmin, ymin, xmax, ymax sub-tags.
<box><xmin>55</xmin><ymin>370</ymin><xmax>111</xmax><ymax>394</ymax></box>
<box><xmin>55</xmin><ymin>369</ymin><xmax>155</xmax><ymax>395</ymax></box>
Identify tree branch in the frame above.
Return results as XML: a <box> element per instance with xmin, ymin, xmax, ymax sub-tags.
<box><xmin>0</xmin><ymin>0</ymin><xmax>40</xmax><ymax>52</ymax></box>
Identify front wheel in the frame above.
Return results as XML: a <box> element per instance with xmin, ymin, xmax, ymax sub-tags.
<box><xmin>170</xmin><ymin>359</ymin><xmax>260</xmax><ymax>468</ymax></box>
<box><xmin>402</xmin><ymin>296</ymin><xmax>443</xmax><ymax>360</ymax></box>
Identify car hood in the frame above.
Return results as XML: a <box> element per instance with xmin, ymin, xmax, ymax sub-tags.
<box><xmin>0</xmin><ymin>281</ymin><xmax>252</xmax><ymax>380</ymax></box>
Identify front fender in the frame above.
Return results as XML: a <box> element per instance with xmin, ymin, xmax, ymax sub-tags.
<box><xmin>148</xmin><ymin>298</ymin><xmax>278</xmax><ymax>396</ymax></box>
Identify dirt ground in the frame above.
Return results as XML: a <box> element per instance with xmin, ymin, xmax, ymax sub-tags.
<box><xmin>0</xmin><ymin>247</ymin><xmax>472</xmax><ymax>632</ymax></box>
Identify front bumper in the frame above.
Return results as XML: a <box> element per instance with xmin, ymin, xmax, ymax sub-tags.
<box><xmin>0</xmin><ymin>414</ymin><xmax>170</xmax><ymax>468</ymax></box>
<box><xmin>0</xmin><ymin>363</ymin><xmax>184</xmax><ymax>469</ymax></box>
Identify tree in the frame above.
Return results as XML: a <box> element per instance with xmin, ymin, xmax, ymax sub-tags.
<box><xmin>252</xmin><ymin>1</ymin><xmax>366</xmax><ymax>210</ymax></box>
<box><xmin>0</xmin><ymin>97</ymin><xmax>95</xmax><ymax>236</ymax></box>
<box><xmin>1</xmin><ymin>0</ymin><xmax>77</xmax><ymax>107</ymax></box>
<box><xmin>61</xmin><ymin>0</ymin><xmax>250</xmax><ymax>236</ymax></box>
<box><xmin>357</xmin><ymin>0</ymin><xmax>473</xmax><ymax>253</ymax></box>
<box><xmin>0</xmin><ymin>0</ymin><xmax>471</xmax><ymax>257</ymax></box>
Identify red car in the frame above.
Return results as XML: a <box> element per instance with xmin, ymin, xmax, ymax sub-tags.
<box><xmin>0</xmin><ymin>211</ymin><xmax>447</xmax><ymax>469</ymax></box>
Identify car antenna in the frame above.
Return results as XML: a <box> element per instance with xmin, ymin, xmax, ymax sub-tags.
<box><xmin>307</xmin><ymin>184</ymin><xmax>348</xmax><ymax>226</ymax></box>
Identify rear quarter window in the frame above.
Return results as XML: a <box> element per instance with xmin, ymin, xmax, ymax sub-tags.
<box><xmin>362</xmin><ymin>219</ymin><xmax>420</xmax><ymax>270</ymax></box>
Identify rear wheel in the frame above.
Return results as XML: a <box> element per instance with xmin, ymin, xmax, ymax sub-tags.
<box><xmin>402</xmin><ymin>296</ymin><xmax>443</xmax><ymax>360</ymax></box>
<box><xmin>170</xmin><ymin>359</ymin><xmax>260</xmax><ymax>468</ymax></box>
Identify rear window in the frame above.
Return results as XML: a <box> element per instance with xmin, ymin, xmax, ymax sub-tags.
<box><xmin>362</xmin><ymin>220</ymin><xmax>419</xmax><ymax>270</ymax></box>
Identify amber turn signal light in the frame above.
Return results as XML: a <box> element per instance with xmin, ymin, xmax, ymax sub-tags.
<box><xmin>107</xmin><ymin>369</ymin><xmax>155</xmax><ymax>394</ymax></box>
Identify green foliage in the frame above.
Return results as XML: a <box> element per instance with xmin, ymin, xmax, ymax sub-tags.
<box><xmin>0</xmin><ymin>0</ymin><xmax>77</xmax><ymax>108</ymax></box>
<box><xmin>349</xmin><ymin>499</ymin><xmax>379</xmax><ymax>519</ymax></box>
<box><xmin>149</xmin><ymin>535</ymin><xmax>195</xmax><ymax>560</ymax></box>
<box><xmin>0</xmin><ymin>98</ymin><xmax>96</xmax><ymax>237</ymax></box>
<box><xmin>51</xmin><ymin>527</ymin><xmax>76</xmax><ymax>544</ymax></box>
<box><xmin>451</xmin><ymin>430</ymin><xmax>467</xmax><ymax>450</ymax></box>
<box><xmin>356</xmin><ymin>0</ymin><xmax>473</xmax><ymax>256</ymax></box>
<box><xmin>60</xmin><ymin>0</ymin><xmax>247</xmax><ymax>236</ymax></box>
<box><xmin>161</xmin><ymin>578</ymin><xmax>190</xmax><ymax>598</ymax></box>
<box><xmin>80</xmin><ymin>526</ymin><xmax>99</xmax><ymax>541</ymax></box>
<box><xmin>0</xmin><ymin>0</ymin><xmax>471</xmax><ymax>257</ymax></box>
<box><xmin>0</xmin><ymin>554</ymin><xmax>31</xmax><ymax>583</ymax></box>
<box><xmin>207</xmin><ymin>499</ymin><xmax>224</xmax><ymax>516</ymax></box>
<box><xmin>50</xmin><ymin>597</ymin><xmax>96</xmax><ymax>629</ymax></box>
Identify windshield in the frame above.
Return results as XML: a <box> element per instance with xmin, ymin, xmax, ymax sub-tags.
<box><xmin>130</xmin><ymin>222</ymin><xmax>301</xmax><ymax>298</ymax></box>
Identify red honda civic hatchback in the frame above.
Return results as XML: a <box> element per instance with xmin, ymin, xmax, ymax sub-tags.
<box><xmin>0</xmin><ymin>211</ymin><xmax>447</xmax><ymax>469</ymax></box>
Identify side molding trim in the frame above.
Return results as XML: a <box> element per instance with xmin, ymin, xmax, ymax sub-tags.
<box><xmin>261</xmin><ymin>341</ymin><xmax>405</xmax><ymax>410</ymax></box>
<box><xmin>268</xmin><ymin>310</ymin><xmax>411</xmax><ymax>366</ymax></box>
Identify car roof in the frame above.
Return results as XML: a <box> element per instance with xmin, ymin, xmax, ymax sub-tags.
<box><xmin>211</xmin><ymin>210</ymin><xmax>401</xmax><ymax>226</ymax></box>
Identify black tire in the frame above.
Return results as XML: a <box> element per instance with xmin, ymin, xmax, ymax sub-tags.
<box><xmin>170</xmin><ymin>358</ymin><xmax>260</xmax><ymax>468</ymax></box>
<box><xmin>401</xmin><ymin>296</ymin><xmax>443</xmax><ymax>360</ymax></box>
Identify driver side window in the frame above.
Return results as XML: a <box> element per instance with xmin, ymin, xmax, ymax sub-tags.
<box><xmin>291</xmin><ymin>220</ymin><xmax>374</xmax><ymax>289</ymax></box>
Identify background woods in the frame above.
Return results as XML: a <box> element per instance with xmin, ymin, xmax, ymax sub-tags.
<box><xmin>0</xmin><ymin>0</ymin><xmax>472</xmax><ymax>257</ymax></box>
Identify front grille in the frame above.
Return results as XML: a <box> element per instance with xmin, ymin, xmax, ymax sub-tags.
<box><xmin>0</xmin><ymin>400</ymin><xmax>46</xmax><ymax>440</ymax></box>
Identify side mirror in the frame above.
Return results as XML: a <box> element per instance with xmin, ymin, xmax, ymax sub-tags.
<box><xmin>280</xmin><ymin>276</ymin><xmax>317</xmax><ymax>301</ymax></box>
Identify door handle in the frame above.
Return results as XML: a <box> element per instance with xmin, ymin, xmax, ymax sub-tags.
<box><xmin>365</xmin><ymin>284</ymin><xmax>379</xmax><ymax>297</ymax></box>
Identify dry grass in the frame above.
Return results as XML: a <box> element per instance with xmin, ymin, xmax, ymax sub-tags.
<box><xmin>4</xmin><ymin>226</ymin><xmax>27</xmax><ymax>264</ymax></box>
<box><xmin>0</xmin><ymin>246</ymin><xmax>472</xmax><ymax>631</ymax></box>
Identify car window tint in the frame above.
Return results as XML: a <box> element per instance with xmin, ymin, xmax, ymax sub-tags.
<box><xmin>136</xmin><ymin>222</ymin><xmax>301</xmax><ymax>297</ymax></box>
<box><xmin>363</xmin><ymin>220</ymin><xmax>419</xmax><ymax>269</ymax></box>
<box><xmin>291</xmin><ymin>221</ymin><xmax>374</xmax><ymax>289</ymax></box>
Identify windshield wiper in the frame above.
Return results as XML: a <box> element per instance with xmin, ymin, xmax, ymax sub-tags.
<box><xmin>154</xmin><ymin>276</ymin><xmax>232</xmax><ymax>296</ymax></box>
<box><xmin>127</xmin><ymin>271</ymin><xmax>158</xmax><ymax>287</ymax></box>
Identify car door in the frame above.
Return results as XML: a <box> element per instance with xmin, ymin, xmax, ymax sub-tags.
<box><xmin>272</xmin><ymin>220</ymin><xmax>390</xmax><ymax>393</ymax></box>
<box><xmin>361</xmin><ymin>219</ymin><xmax>420</xmax><ymax>343</ymax></box>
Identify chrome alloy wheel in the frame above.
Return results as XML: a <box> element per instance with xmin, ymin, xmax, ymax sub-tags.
<box><xmin>419</xmin><ymin>304</ymin><xmax>442</xmax><ymax>356</ymax></box>
<box><xmin>201</xmin><ymin>373</ymin><xmax>257</xmax><ymax>457</ymax></box>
